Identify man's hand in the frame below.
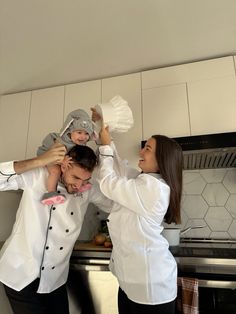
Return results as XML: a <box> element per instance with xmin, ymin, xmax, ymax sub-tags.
<box><xmin>39</xmin><ymin>142</ymin><xmax>67</xmax><ymax>166</ymax></box>
<box><xmin>14</xmin><ymin>143</ymin><xmax>67</xmax><ymax>174</ymax></box>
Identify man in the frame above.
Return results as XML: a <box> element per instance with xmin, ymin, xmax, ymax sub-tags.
<box><xmin>0</xmin><ymin>142</ymin><xmax>112</xmax><ymax>314</ymax></box>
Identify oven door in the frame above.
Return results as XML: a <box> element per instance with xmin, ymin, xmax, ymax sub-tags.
<box><xmin>68</xmin><ymin>257</ymin><xmax>118</xmax><ymax>314</ymax></box>
<box><xmin>178</xmin><ymin>272</ymin><xmax>236</xmax><ymax>314</ymax></box>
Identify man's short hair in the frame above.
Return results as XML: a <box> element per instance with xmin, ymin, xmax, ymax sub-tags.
<box><xmin>67</xmin><ymin>145</ymin><xmax>97</xmax><ymax>172</ymax></box>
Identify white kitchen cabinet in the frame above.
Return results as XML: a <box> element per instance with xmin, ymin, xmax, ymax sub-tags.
<box><xmin>142</xmin><ymin>83</ymin><xmax>190</xmax><ymax>139</ymax></box>
<box><xmin>0</xmin><ymin>92</ymin><xmax>31</xmax><ymax>162</ymax></box>
<box><xmin>142</xmin><ymin>56</ymin><xmax>235</xmax><ymax>89</ymax></box>
<box><xmin>233</xmin><ymin>56</ymin><xmax>236</xmax><ymax>74</ymax></box>
<box><xmin>0</xmin><ymin>191</ymin><xmax>22</xmax><ymax>241</ymax></box>
<box><xmin>102</xmin><ymin>73</ymin><xmax>142</xmax><ymax>168</ymax></box>
<box><xmin>26</xmin><ymin>86</ymin><xmax>65</xmax><ymax>159</ymax></box>
<box><xmin>64</xmin><ymin>80</ymin><xmax>101</xmax><ymax>117</ymax></box>
<box><xmin>188</xmin><ymin>76</ymin><xmax>236</xmax><ymax>135</ymax></box>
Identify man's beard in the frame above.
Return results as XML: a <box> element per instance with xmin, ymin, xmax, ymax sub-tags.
<box><xmin>60</xmin><ymin>175</ymin><xmax>73</xmax><ymax>194</ymax></box>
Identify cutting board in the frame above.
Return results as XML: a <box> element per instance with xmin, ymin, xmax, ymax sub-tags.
<box><xmin>73</xmin><ymin>241</ymin><xmax>112</xmax><ymax>251</ymax></box>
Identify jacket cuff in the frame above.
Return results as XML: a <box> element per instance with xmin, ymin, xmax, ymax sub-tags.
<box><xmin>0</xmin><ymin>161</ymin><xmax>16</xmax><ymax>175</ymax></box>
<box><xmin>98</xmin><ymin>145</ymin><xmax>113</xmax><ymax>157</ymax></box>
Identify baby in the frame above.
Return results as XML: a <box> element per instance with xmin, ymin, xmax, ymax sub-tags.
<box><xmin>37</xmin><ymin>109</ymin><xmax>96</xmax><ymax>205</ymax></box>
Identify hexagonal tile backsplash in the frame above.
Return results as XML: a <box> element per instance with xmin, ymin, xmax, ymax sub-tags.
<box><xmin>181</xmin><ymin>168</ymin><xmax>236</xmax><ymax>239</ymax></box>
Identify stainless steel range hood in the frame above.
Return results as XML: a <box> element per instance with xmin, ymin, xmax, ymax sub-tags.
<box><xmin>174</xmin><ymin>132</ymin><xmax>236</xmax><ymax>170</ymax></box>
<box><xmin>142</xmin><ymin>132</ymin><xmax>236</xmax><ymax>170</ymax></box>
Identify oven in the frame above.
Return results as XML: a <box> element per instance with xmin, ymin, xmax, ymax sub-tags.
<box><xmin>68</xmin><ymin>244</ymin><xmax>117</xmax><ymax>314</ymax></box>
<box><xmin>172</xmin><ymin>239</ymin><xmax>236</xmax><ymax>314</ymax></box>
<box><xmin>69</xmin><ymin>239</ymin><xmax>236</xmax><ymax>314</ymax></box>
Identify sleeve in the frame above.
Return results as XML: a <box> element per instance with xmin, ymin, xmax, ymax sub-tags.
<box><xmin>0</xmin><ymin>161</ymin><xmax>23</xmax><ymax>191</ymax></box>
<box><xmin>37</xmin><ymin>133</ymin><xmax>58</xmax><ymax>156</ymax></box>
<box><xmin>89</xmin><ymin>181</ymin><xmax>114</xmax><ymax>213</ymax></box>
<box><xmin>109</xmin><ymin>141</ymin><xmax>139</xmax><ymax>178</ymax></box>
<box><xmin>97</xmin><ymin>145</ymin><xmax>168</xmax><ymax>220</ymax></box>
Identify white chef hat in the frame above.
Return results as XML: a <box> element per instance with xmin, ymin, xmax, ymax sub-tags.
<box><xmin>95</xmin><ymin>95</ymin><xmax>134</xmax><ymax>133</ymax></box>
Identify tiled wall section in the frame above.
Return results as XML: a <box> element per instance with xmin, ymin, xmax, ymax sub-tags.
<box><xmin>1</xmin><ymin>169</ymin><xmax>235</xmax><ymax>242</ymax></box>
<box><xmin>81</xmin><ymin>168</ymin><xmax>236</xmax><ymax>241</ymax></box>
<box><xmin>180</xmin><ymin>168</ymin><xmax>236</xmax><ymax>239</ymax></box>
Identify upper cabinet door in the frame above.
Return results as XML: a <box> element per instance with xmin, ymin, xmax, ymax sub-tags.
<box><xmin>142</xmin><ymin>56</ymin><xmax>235</xmax><ymax>88</ymax></box>
<box><xmin>26</xmin><ymin>86</ymin><xmax>65</xmax><ymax>159</ymax></box>
<box><xmin>188</xmin><ymin>76</ymin><xmax>236</xmax><ymax>135</ymax></box>
<box><xmin>102</xmin><ymin>73</ymin><xmax>142</xmax><ymax>168</ymax></box>
<box><xmin>0</xmin><ymin>92</ymin><xmax>31</xmax><ymax>162</ymax></box>
<box><xmin>142</xmin><ymin>83</ymin><xmax>190</xmax><ymax>139</ymax></box>
<box><xmin>142</xmin><ymin>56</ymin><xmax>236</xmax><ymax>138</ymax></box>
<box><xmin>64</xmin><ymin>80</ymin><xmax>101</xmax><ymax>118</ymax></box>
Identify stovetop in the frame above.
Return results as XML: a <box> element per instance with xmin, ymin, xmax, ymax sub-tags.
<box><xmin>70</xmin><ymin>239</ymin><xmax>236</xmax><ymax>276</ymax></box>
<box><xmin>170</xmin><ymin>238</ymin><xmax>236</xmax><ymax>259</ymax></box>
<box><xmin>71</xmin><ymin>238</ymin><xmax>236</xmax><ymax>260</ymax></box>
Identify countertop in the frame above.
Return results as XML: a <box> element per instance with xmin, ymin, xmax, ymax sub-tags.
<box><xmin>72</xmin><ymin>239</ymin><xmax>236</xmax><ymax>258</ymax></box>
<box><xmin>73</xmin><ymin>241</ymin><xmax>112</xmax><ymax>252</ymax></box>
<box><xmin>2</xmin><ymin>239</ymin><xmax>236</xmax><ymax>258</ymax></box>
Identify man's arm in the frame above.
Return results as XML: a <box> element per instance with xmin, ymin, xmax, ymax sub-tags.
<box><xmin>14</xmin><ymin>142</ymin><xmax>67</xmax><ymax>174</ymax></box>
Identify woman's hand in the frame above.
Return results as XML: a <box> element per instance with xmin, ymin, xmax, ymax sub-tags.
<box><xmin>91</xmin><ymin>107</ymin><xmax>102</xmax><ymax>122</ymax></box>
<box><xmin>99</xmin><ymin>125</ymin><xmax>111</xmax><ymax>145</ymax></box>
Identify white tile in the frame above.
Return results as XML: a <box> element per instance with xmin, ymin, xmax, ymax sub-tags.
<box><xmin>200</xmin><ymin>169</ymin><xmax>226</xmax><ymax>183</ymax></box>
<box><xmin>180</xmin><ymin>210</ymin><xmax>188</xmax><ymax>229</ymax></box>
<box><xmin>205</xmin><ymin>207</ymin><xmax>232</xmax><ymax>231</ymax></box>
<box><xmin>228</xmin><ymin>220</ymin><xmax>236</xmax><ymax>238</ymax></box>
<box><xmin>210</xmin><ymin>231</ymin><xmax>230</xmax><ymax>239</ymax></box>
<box><xmin>181</xmin><ymin>195</ymin><xmax>208</xmax><ymax>219</ymax></box>
<box><xmin>223</xmin><ymin>169</ymin><xmax>236</xmax><ymax>193</ymax></box>
<box><xmin>181</xmin><ymin>219</ymin><xmax>210</xmax><ymax>238</ymax></box>
<box><xmin>202</xmin><ymin>183</ymin><xmax>229</xmax><ymax>206</ymax></box>
<box><xmin>183</xmin><ymin>172</ymin><xmax>206</xmax><ymax>195</ymax></box>
<box><xmin>225</xmin><ymin>194</ymin><xmax>236</xmax><ymax>218</ymax></box>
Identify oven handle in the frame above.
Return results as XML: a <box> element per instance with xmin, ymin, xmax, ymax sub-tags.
<box><xmin>70</xmin><ymin>259</ymin><xmax>110</xmax><ymax>272</ymax></box>
<box><xmin>198</xmin><ymin>279</ymin><xmax>236</xmax><ymax>289</ymax></box>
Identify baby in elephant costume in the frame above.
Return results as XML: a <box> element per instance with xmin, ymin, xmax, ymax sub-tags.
<box><xmin>37</xmin><ymin>109</ymin><xmax>96</xmax><ymax>205</ymax></box>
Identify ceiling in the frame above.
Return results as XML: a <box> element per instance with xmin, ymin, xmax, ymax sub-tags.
<box><xmin>1</xmin><ymin>0</ymin><xmax>236</xmax><ymax>96</ymax></box>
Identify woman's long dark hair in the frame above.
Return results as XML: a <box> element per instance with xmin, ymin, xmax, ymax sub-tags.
<box><xmin>152</xmin><ymin>135</ymin><xmax>183</xmax><ymax>224</ymax></box>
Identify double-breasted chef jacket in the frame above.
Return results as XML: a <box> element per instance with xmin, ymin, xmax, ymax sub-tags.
<box><xmin>97</xmin><ymin>144</ymin><xmax>177</xmax><ymax>305</ymax></box>
<box><xmin>0</xmin><ymin>161</ymin><xmax>112</xmax><ymax>293</ymax></box>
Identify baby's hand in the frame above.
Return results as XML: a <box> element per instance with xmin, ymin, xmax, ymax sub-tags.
<box><xmin>61</xmin><ymin>156</ymin><xmax>73</xmax><ymax>170</ymax></box>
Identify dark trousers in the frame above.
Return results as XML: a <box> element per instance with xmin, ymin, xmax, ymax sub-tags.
<box><xmin>118</xmin><ymin>287</ymin><xmax>176</xmax><ymax>314</ymax></box>
<box><xmin>4</xmin><ymin>279</ymin><xmax>69</xmax><ymax>314</ymax></box>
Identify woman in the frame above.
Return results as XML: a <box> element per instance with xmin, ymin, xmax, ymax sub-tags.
<box><xmin>97</xmin><ymin>126</ymin><xmax>183</xmax><ymax>314</ymax></box>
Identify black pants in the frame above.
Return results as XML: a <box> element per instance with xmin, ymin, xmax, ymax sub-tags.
<box><xmin>118</xmin><ymin>287</ymin><xmax>176</xmax><ymax>314</ymax></box>
<box><xmin>4</xmin><ymin>279</ymin><xmax>69</xmax><ymax>314</ymax></box>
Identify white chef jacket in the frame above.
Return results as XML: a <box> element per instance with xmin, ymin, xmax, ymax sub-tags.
<box><xmin>0</xmin><ymin>161</ymin><xmax>112</xmax><ymax>293</ymax></box>
<box><xmin>98</xmin><ymin>145</ymin><xmax>177</xmax><ymax>305</ymax></box>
